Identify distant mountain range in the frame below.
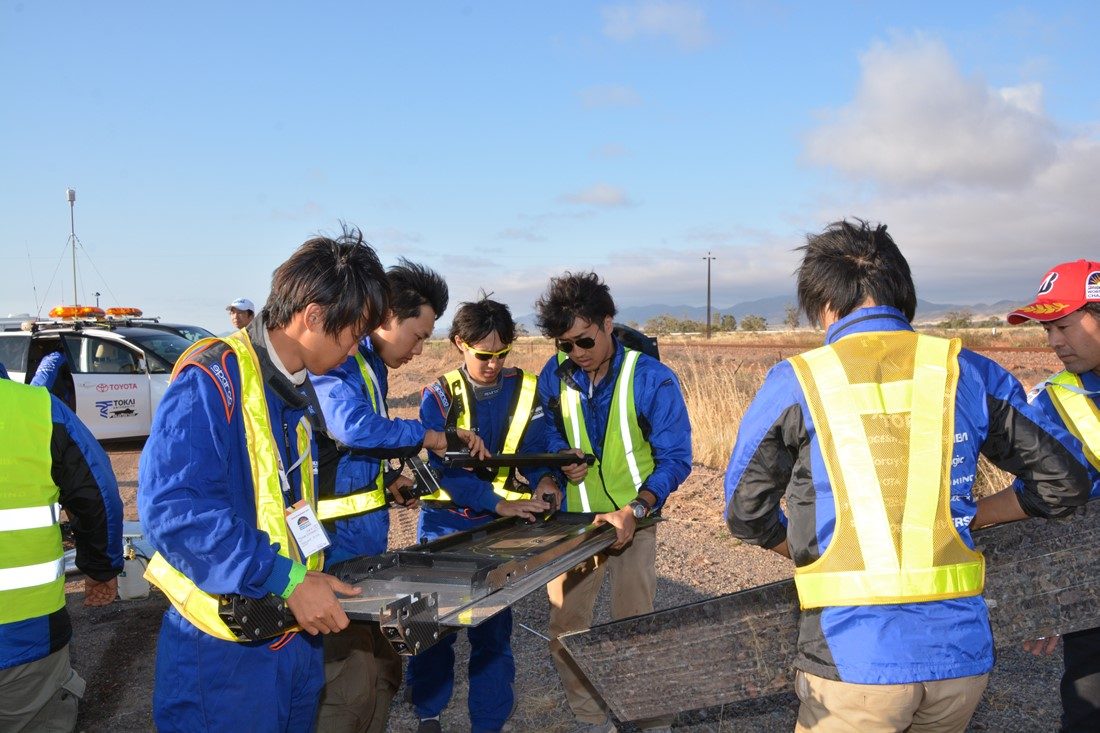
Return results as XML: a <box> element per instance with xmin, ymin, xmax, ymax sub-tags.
<box><xmin>512</xmin><ymin>296</ymin><xmax>1021</xmax><ymax>331</ymax></box>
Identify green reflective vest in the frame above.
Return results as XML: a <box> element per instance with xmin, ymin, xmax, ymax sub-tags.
<box><xmin>556</xmin><ymin>349</ymin><xmax>654</xmax><ymax>513</ymax></box>
<box><xmin>144</xmin><ymin>330</ymin><xmax>322</xmax><ymax>641</ymax></box>
<box><xmin>0</xmin><ymin>380</ymin><xmax>65</xmax><ymax>625</ymax></box>
<box><xmin>423</xmin><ymin>368</ymin><xmax>539</xmax><ymax>504</ymax></box>
<box><xmin>1045</xmin><ymin>371</ymin><xmax>1100</xmax><ymax>472</ymax></box>
<box><xmin>315</xmin><ymin>352</ymin><xmax>388</xmax><ymax>521</ymax></box>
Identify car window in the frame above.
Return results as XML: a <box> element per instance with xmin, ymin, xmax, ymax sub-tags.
<box><xmin>119</xmin><ymin>331</ymin><xmax>193</xmax><ymax>372</ymax></box>
<box><xmin>77</xmin><ymin>337</ymin><xmax>141</xmax><ymax>374</ymax></box>
<box><xmin>0</xmin><ymin>335</ymin><xmax>30</xmax><ymax>374</ymax></box>
<box><xmin>174</xmin><ymin>326</ymin><xmax>214</xmax><ymax>342</ymax></box>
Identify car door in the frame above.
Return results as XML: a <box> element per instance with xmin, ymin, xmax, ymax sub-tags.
<box><xmin>65</xmin><ymin>334</ymin><xmax>152</xmax><ymax>440</ymax></box>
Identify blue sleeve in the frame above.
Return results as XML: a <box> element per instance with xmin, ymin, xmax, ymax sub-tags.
<box><xmin>635</xmin><ymin>359</ymin><xmax>693</xmax><ymax>508</ymax></box>
<box><xmin>311</xmin><ymin>359</ymin><xmax>425</xmax><ymax>454</ymax></box>
<box><xmin>723</xmin><ymin>362</ymin><xmax>800</xmax><ymax>547</ymax></box>
<box><xmin>52</xmin><ymin>397</ymin><xmax>124</xmax><ymax>577</ymax></box>
<box><xmin>537</xmin><ymin>357</ymin><xmax>569</xmax><ymax>454</ymax></box>
<box><xmin>31</xmin><ymin>352</ymin><xmax>65</xmax><ymax>389</ymax></box>
<box><xmin>518</xmin><ymin>396</ymin><xmax>551</xmax><ymax>488</ymax></box>
<box><xmin>138</xmin><ymin>364</ymin><xmax>293</xmax><ymax>598</ymax></box>
<box><xmin>419</xmin><ymin>384</ymin><xmax>502</xmax><ymax>515</ymax></box>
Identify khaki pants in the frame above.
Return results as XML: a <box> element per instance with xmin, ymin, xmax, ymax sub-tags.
<box><xmin>0</xmin><ymin>645</ymin><xmax>85</xmax><ymax>733</ymax></box>
<box><xmin>316</xmin><ymin>623</ymin><xmax>403</xmax><ymax>733</ymax></box>
<box><xmin>794</xmin><ymin>669</ymin><xmax>989</xmax><ymax>733</ymax></box>
<box><xmin>548</xmin><ymin>525</ymin><xmax>669</xmax><ymax>727</ymax></box>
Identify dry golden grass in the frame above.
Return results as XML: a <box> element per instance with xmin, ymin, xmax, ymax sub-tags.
<box><xmin>389</xmin><ymin>332</ymin><xmax>1048</xmax><ymax>492</ymax></box>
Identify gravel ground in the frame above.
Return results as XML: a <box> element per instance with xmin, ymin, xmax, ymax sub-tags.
<box><xmin>69</xmin><ymin>447</ymin><xmax>1066</xmax><ymax>732</ymax></box>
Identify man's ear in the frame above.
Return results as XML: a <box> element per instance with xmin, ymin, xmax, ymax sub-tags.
<box><xmin>303</xmin><ymin>303</ymin><xmax>325</xmax><ymax>331</ymax></box>
<box><xmin>602</xmin><ymin>315</ymin><xmax>614</xmax><ymax>332</ymax></box>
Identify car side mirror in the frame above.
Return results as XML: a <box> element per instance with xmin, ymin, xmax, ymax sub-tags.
<box><xmin>137</xmin><ymin>357</ymin><xmax>147</xmax><ymax>373</ymax></box>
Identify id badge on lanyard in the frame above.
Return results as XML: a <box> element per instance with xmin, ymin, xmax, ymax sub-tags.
<box><xmin>278</xmin><ymin>449</ymin><xmax>331</xmax><ymax>558</ymax></box>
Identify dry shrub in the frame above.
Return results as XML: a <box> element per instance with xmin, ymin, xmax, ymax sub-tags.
<box><xmin>387</xmin><ymin>336</ymin><xmax>1034</xmax><ymax>496</ymax></box>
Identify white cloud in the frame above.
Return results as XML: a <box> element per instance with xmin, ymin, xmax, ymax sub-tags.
<box><xmin>579</xmin><ymin>84</ymin><xmax>643</xmax><ymax>109</ymax></box>
<box><xmin>592</xmin><ymin>142</ymin><xmax>631</xmax><ymax>159</ymax></box>
<box><xmin>363</xmin><ymin>227</ymin><xmax>422</xmax><ymax>247</ymax></box>
<box><xmin>805</xmin><ymin>36</ymin><xmax>1057</xmax><ymax>188</ymax></box>
<box><xmin>559</xmin><ymin>183</ymin><xmax>634</xmax><ymax>207</ymax></box>
<box><xmin>803</xmin><ymin>35</ymin><xmax>1100</xmax><ymax>304</ymax></box>
<box><xmin>498</xmin><ymin>227</ymin><xmax>546</xmax><ymax>243</ymax></box>
<box><xmin>602</xmin><ymin>1</ymin><xmax>712</xmax><ymax>51</ymax></box>
<box><xmin>270</xmin><ymin>201</ymin><xmax>323</xmax><ymax>221</ymax></box>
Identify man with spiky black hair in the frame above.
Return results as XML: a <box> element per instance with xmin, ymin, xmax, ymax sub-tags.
<box><xmin>725</xmin><ymin>219</ymin><xmax>1088</xmax><ymax>732</ymax></box>
<box><xmin>535</xmin><ymin>271</ymin><xmax>692</xmax><ymax>733</ymax></box>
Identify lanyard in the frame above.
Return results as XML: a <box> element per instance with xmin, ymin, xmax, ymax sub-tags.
<box><xmin>1029</xmin><ymin>380</ymin><xmax>1100</xmax><ymax>403</ymax></box>
<box><xmin>276</xmin><ymin>422</ymin><xmax>307</xmax><ymax>497</ymax></box>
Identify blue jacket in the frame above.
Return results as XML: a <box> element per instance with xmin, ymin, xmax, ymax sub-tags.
<box><xmin>537</xmin><ymin>339</ymin><xmax>692</xmax><ymax>511</ymax></box>
<box><xmin>724</xmin><ymin>306</ymin><xmax>1089</xmax><ymax>684</ymax></box>
<box><xmin>1026</xmin><ymin>369</ymin><xmax>1100</xmax><ymax>500</ymax></box>
<box><xmin>138</xmin><ymin>329</ymin><xmax>314</xmax><ymax>605</ymax></box>
<box><xmin>1</xmin><ymin>387</ymin><xmax>123</xmax><ymax>670</ymax></box>
<box><xmin>420</xmin><ymin>367</ymin><xmax>551</xmax><ymax>516</ymax></box>
<box><xmin>309</xmin><ymin>338</ymin><xmax>425</xmax><ymax>563</ymax></box>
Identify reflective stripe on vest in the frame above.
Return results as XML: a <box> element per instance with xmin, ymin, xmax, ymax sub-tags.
<box><xmin>0</xmin><ymin>503</ymin><xmax>61</xmax><ymax>531</ymax></box>
<box><xmin>558</xmin><ymin>349</ymin><xmax>654</xmax><ymax>513</ymax></box>
<box><xmin>144</xmin><ymin>331</ymin><xmax>322</xmax><ymax>641</ymax></box>
<box><xmin>788</xmin><ymin>332</ymin><xmax>984</xmax><ymax>609</ymax></box>
<box><xmin>315</xmin><ymin>352</ymin><xmax>387</xmax><ymax>521</ymax></box>
<box><xmin>0</xmin><ymin>380</ymin><xmax>65</xmax><ymax>624</ymax></box>
<box><xmin>424</xmin><ymin>369</ymin><xmax>539</xmax><ymax>503</ymax></box>
<box><xmin>1045</xmin><ymin>371</ymin><xmax>1100</xmax><ymax>472</ymax></box>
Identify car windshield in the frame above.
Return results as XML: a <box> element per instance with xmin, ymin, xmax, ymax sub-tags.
<box><xmin>120</xmin><ymin>330</ymin><xmax>194</xmax><ymax>372</ymax></box>
<box><xmin>168</xmin><ymin>325</ymin><xmax>215</xmax><ymax>342</ymax></box>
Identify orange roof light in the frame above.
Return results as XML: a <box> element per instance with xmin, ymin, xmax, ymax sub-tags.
<box><xmin>105</xmin><ymin>307</ymin><xmax>143</xmax><ymax>317</ymax></box>
<box><xmin>49</xmin><ymin>305</ymin><xmax>106</xmax><ymax>319</ymax></box>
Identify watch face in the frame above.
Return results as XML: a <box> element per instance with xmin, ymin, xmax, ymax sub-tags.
<box><xmin>631</xmin><ymin>502</ymin><xmax>646</xmax><ymax>519</ymax></box>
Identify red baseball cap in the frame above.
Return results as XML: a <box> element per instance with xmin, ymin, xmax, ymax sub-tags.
<box><xmin>1007</xmin><ymin>260</ymin><xmax>1100</xmax><ymax>325</ymax></box>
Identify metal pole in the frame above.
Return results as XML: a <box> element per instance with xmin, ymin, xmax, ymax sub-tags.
<box><xmin>703</xmin><ymin>252</ymin><xmax>716</xmax><ymax>338</ymax></box>
<box><xmin>67</xmin><ymin>188</ymin><xmax>77</xmax><ymax>305</ymax></box>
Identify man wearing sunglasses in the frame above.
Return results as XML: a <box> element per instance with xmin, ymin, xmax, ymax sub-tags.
<box><xmin>309</xmin><ymin>259</ymin><xmax>488</xmax><ymax>733</ymax></box>
<box><xmin>534</xmin><ymin>271</ymin><xmax>692</xmax><ymax>733</ymax></box>
<box><xmin>407</xmin><ymin>297</ymin><xmax>561</xmax><ymax>733</ymax></box>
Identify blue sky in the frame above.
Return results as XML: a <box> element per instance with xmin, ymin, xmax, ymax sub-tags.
<box><xmin>2</xmin><ymin>1</ymin><xmax>1098</xmax><ymax>332</ymax></box>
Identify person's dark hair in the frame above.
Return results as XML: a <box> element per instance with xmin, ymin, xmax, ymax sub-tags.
<box><xmin>449</xmin><ymin>297</ymin><xmax>516</xmax><ymax>346</ymax></box>
<box><xmin>796</xmin><ymin>219</ymin><xmax>916</xmax><ymax>327</ymax></box>
<box><xmin>1082</xmin><ymin>303</ymin><xmax>1100</xmax><ymax>323</ymax></box>
<box><xmin>387</xmin><ymin>258</ymin><xmax>448</xmax><ymax>322</ymax></box>
<box><xmin>535</xmin><ymin>271</ymin><xmax>617</xmax><ymax>338</ymax></box>
<box><xmin>262</xmin><ymin>225</ymin><xmax>389</xmax><ymax>337</ymax></box>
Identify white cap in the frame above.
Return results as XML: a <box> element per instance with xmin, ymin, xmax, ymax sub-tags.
<box><xmin>227</xmin><ymin>298</ymin><xmax>255</xmax><ymax>312</ymax></box>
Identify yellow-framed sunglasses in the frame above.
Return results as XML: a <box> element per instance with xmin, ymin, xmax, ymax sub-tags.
<box><xmin>461</xmin><ymin>343</ymin><xmax>512</xmax><ymax>362</ymax></box>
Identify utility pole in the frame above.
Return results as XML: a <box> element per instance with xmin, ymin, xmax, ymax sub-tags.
<box><xmin>67</xmin><ymin>188</ymin><xmax>77</xmax><ymax>305</ymax></box>
<box><xmin>703</xmin><ymin>251</ymin><xmax>716</xmax><ymax>338</ymax></box>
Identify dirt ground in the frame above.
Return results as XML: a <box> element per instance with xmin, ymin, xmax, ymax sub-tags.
<box><xmin>71</xmin><ymin>450</ymin><xmax>1067</xmax><ymax>732</ymax></box>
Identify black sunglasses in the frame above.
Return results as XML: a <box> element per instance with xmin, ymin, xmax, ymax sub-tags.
<box><xmin>556</xmin><ymin>335</ymin><xmax>597</xmax><ymax>354</ymax></box>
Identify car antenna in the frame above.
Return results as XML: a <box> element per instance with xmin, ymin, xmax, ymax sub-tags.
<box><xmin>25</xmin><ymin>242</ymin><xmax>41</xmax><ymax>316</ymax></box>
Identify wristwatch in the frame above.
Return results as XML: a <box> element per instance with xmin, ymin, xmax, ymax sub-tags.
<box><xmin>628</xmin><ymin>499</ymin><xmax>650</xmax><ymax>520</ymax></box>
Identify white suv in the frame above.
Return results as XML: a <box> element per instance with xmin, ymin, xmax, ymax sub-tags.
<box><xmin>0</xmin><ymin>323</ymin><xmax>196</xmax><ymax>440</ymax></box>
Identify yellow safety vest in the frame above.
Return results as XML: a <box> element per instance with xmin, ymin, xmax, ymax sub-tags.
<box><xmin>315</xmin><ymin>352</ymin><xmax>388</xmax><ymax>521</ymax></box>
<box><xmin>557</xmin><ymin>349</ymin><xmax>654</xmax><ymax>513</ymax></box>
<box><xmin>144</xmin><ymin>330</ymin><xmax>322</xmax><ymax>641</ymax></box>
<box><xmin>1044</xmin><ymin>371</ymin><xmax>1100</xmax><ymax>472</ymax></box>
<box><xmin>788</xmin><ymin>331</ymin><xmax>984</xmax><ymax>610</ymax></box>
<box><xmin>0</xmin><ymin>381</ymin><xmax>65</xmax><ymax>625</ymax></box>
<box><xmin>423</xmin><ymin>368</ymin><xmax>539</xmax><ymax>504</ymax></box>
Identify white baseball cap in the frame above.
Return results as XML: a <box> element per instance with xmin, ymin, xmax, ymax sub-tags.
<box><xmin>226</xmin><ymin>298</ymin><xmax>255</xmax><ymax>312</ymax></box>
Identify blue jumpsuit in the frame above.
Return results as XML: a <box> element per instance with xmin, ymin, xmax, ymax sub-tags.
<box><xmin>139</xmin><ymin>331</ymin><xmax>323</xmax><ymax>732</ymax></box>
<box><xmin>405</xmin><ymin>367</ymin><xmax>550</xmax><ymax>733</ymax></box>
